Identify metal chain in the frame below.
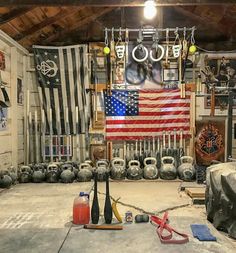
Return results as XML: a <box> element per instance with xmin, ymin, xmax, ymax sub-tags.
<box><xmin>152</xmin><ymin>29</ymin><xmax>159</xmax><ymax>50</ymax></box>
<box><xmin>183</xmin><ymin>27</ymin><xmax>186</xmax><ymax>41</ymax></box>
<box><xmin>118</xmin><ymin>27</ymin><xmax>122</xmax><ymax>42</ymax></box>
<box><xmin>137</xmin><ymin>28</ymin><xmax>143</xmax><ymax>44</ymax></box>
<box><xmin>191</xmin><ymin>27</ymin><xmax>196</xmax><ymax>44</ymax></box>
<box><xmin>105</xmin><ymin>28</ymin><xmax>109</xmax><ymax>46</ymax></box>
<box><xmin>174</xmin><ymin>27</ymin><xmax>179</xmax><ymax>45</ymax></box>
<box><xmin>125</xmin><ymin>28</ymin><xmax>129</xmax><ymax>43</ymax></box>
<box><xmin>166</xmin><ymin>28</ymin><xmax>169</xmax><ymax>44</ymax></box>
<box><xmin>111</xmin><ymin>27</ymin><xmax>114</xmax><ymax>43</ymax></box>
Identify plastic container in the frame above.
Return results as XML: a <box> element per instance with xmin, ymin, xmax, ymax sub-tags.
<box><xmin>73</xmin><ymin>192</ymin><xmax>90</xmax><ymax>225</ymax></box>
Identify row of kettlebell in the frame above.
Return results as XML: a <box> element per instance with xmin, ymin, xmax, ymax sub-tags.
<box><xmin>108</xmin><ymin>156</ymin><xmax>195</xmax><ymax>181</ymax></box>
<box><xmin>0</xmin><ymin>161</ymin><xmax>92</xmax><ymax>188</ymax></box>
<box><xmin>78</xmin><ymin>156</ymin><xmax>195</xmax><ymax>182</ymax></box>
<box><xmin>0</xmin><ymin>155</ymin><xmax>195</xmax><ymax>188</ymax></box>
<box><xmin>0</xmin><ymin>160</ymin><xmax>113</xmax><ymax>187</ymax></box>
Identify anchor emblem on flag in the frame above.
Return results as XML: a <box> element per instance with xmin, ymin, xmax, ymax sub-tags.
<box><xmin>36</xmin><ymin>59</ymin><xmax>58</xmax><ymax>77</ymax></box>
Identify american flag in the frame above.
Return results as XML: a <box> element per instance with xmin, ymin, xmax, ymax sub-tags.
<box><xmin>104</xmin><ymin>89</ymin><xmax>191</xmax><ymax>140</ymax></box>
<box><xmin>33</xmin><ymin>45</ymin><xmax>90</xmax><ymax>135</ymax></box>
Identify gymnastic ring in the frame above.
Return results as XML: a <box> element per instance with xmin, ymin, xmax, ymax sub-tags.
<box><xmin>132</xmin><ymin>45</ymin><xmax>149</xmax><ymax>63</ymax></box>
<box><xmin>149</xmin><ymin>45</ymin><xmax>165</xmax><ymax>62</ymax></box>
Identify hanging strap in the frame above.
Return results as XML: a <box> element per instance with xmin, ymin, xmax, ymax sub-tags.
<box><xmin>151</xmin><ymin>212</ymin><xmax>189</xmax><ymax>244</ymax></box>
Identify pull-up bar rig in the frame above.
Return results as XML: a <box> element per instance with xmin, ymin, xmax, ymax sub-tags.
<box><xmin>105</xmin><ymin>27</ymin><xmax>196</xmax><ymax>33</ymax></box>
<box><xmin>104</xmin><ymin>27</ymin><xmax>196</xmax><ymax>40</ymax></box>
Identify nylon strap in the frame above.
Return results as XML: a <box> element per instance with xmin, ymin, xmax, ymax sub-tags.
<box><xmin>151</xmin><ymin>212</ymin><xmax>189</xmax><ymax>244</ymax></box>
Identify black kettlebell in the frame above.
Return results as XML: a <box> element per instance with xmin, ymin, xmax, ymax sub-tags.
<box><xmin>0</xmin><ymin>170</ymin><xmax>12</xmax><ymax>188</ymax></box>
<box><xmin>32</xmin><ymin>164</ymin><xmax>46</xmax><ymax>183</ymax></box>
<box><xmin>8</xmin><ymin>166</ymin><xmax>18</xmax><ymax>184</ymax></box>
<box><xmin>18</xmin><ymin>165</ymin><xmax>32</xmax><ymax>183</ymax></box>
<box><xmin>60</xmin><ymin>163</ymin><xmax>75</xmax><ymax>183</ymax></box>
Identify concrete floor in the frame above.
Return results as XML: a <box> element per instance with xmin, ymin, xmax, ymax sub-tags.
<box><xmin>0</xmin><ymin>181</ymin><xmax>235</xmax><ymax>253</ymax></box>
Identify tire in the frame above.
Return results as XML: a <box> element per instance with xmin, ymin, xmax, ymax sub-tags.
<box><xmin>206</xmin><ymin>162</ymin><xmax>236</xmax><ymax>238</ymax></box>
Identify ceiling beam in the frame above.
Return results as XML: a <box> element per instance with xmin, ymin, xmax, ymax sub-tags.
<box><xmin>41</xmin><ymin>7</ymin><xmax>114</xmax><ymax>44</ymax></box>
<box><xmin>14</xmin><ymin>7</ymin><xmax>83</xmax><ymax>42</ymax></box>
<box><xmin>0</xmin><ymin>0</ymin><xmax>235</xmax><ymax>7</ymax></box>
<box><xmin>175</xmin><ymin>6</ymin><xmax>232</xmax><ymax>37</ymax></box>
<box><xmin>0</xmin><ymin>7</ymin><xmax>34</xmax><ymax>24</ymax></box>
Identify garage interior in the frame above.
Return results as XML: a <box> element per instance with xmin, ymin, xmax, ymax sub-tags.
<box><xmin>0</xmin><ymin>1</ymin><xmax>236</xmax><ymax>253</ymax></box>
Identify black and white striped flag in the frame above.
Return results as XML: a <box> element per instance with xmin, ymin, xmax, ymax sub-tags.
<box><xmin>33</xmin><ymin>45</ymin><xmax>90</xmax><ymax>135</ymax></box>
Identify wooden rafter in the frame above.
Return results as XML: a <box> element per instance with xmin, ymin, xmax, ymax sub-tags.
<box><xmin>14</xmin><ymin>7</ymin><xmax>84</xmax><ymax>42</ymax></box>
<box><xmin>41</xmin><ymin>7</ymin><xmax>114</xmax><ymax>44</ymax></box>
<box><xmin>0</xmin><ymin>0</ymin><xmax>235</xmax><ymax>7</ymax></box>
<box><xmin>0</xmin><ymin>7</ymin><xmax>34</xmax><ymax>24</ymax></box>
<box><xmin>175</xmin><ymin>6</ymin><xmax>232</xmax><ymax>37</ymax></box>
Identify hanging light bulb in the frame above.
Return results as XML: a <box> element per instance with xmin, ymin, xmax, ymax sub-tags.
<box><xmin>144</xmin><ymin>0</ymin><xmax>157</xmax><ymax>20</ymax></box>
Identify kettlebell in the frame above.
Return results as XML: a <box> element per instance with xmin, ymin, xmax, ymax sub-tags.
<box><xmin>18</xmin><ymin>165</ymin><xmax>32</xmax><ymax>183</ymax></box>
<box><xmin>84</xmin><ymin>159</ymin><xmax>96</xmax><ymax>175</ymax></box>
<box><xmin>160</xmin><ymin>156</ymin><xmax>177</xmax><ymax>180</ymax></box>
<box><xmin>84</xmin><ymin>159</ymin><xmax>94</xmax><ymax>167</ymax></box>
<box><xmin>96</xmin><ymin>160</ymin><xmax>109</xmax><ymax>182</ymax></box>
<box><xmin>177</xmin><ymin>156</ymin><xmax>195</xmax><ymax>181</ymax></box>
<box><xmin>46</xmin><ymin>163</ymin><xmax>60</xmax><ymax>183</ymax></box>
<box><xmin>60</xmin><ymin>163</ymin><xmax>75</xmax><ymax>183</ymax></box>
<box><xmin>143</xmin><ymin>157</ymin><xmax>158</xmax><ymax>179</ymax></box>
<box><xmin>63</xmin><ymin>161</ymin><xmax>79</xmax><ymax>177</ymax></box>
<box><xmin>111</xmin><ymin>158</ymin><xmax>126</xmax><ymax>180</ymax></box>
<box><xmin>127</xmin><ymin>160</ymin><xmax>143</xmax><ymax>180</ymax></box>
<box><xmin>8</xmin><ymin>166</ymin><xmax>18</xmax><ymax>184</ymax></box>
<box><xmin>77</xmin><ymin>163</ymin><xmax>93</xmax><ymax>182</ymax></box>
<box><xmin>32</xmin><ymin>164</ymin><xmax>46</xmax><ymax>183</ymax></box>
<box><xmin>0</xmin><ymin>170</ymin><xmax>12</xmax><ymax>188</ymax></box>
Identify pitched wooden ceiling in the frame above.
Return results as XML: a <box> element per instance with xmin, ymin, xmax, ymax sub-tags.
<box><xmin>0</xmin><ymin>1</ymin><xmax>236</xmax><ymax>51</ymax></box>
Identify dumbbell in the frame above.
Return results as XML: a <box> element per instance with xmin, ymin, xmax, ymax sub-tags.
<box><xmin>135</xmin><ymin>214</ymin><xmax>149</xmax><ymax>223</ymax></box>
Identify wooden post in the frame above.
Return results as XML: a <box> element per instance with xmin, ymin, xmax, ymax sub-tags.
<box><xmin>210</xmin><ymin>86</ymin><xmax>215</xmax><ymax>117</ymax></box>
<box><xmin>25</xmin><ymin>89</ymin><xmax>30</xmax><ymax>164</ymax></box>
<box><xmin>227</xmin><ymin>91</ymin><xmax>233</xmax><ymax>160</ymax></box>
<box><xmin>10</xmin><ymin>47</ymin><xmax>18</xmax><ymax>167</ymax></box>
<box><xmin>189</xmin><ymin>89</ymin><xmax>195</xmax><ymax>157</ymax></box>
<box><xmin>23</xmin><ymin>56</ymin><xmax>29</xmax><ymax>165</ymax></box>
<box><xmin>107</xmin><ymin>141</ymin><xmax>112</xmax><ymax>161</ymax></box>
<box><xmin>29</xmin><ymin>111</ymin><xmax>32</xmax><ymax>163</ymax></box>
<box><xmin>179</xmin><ymin>42</ymin><xmax>184</xmax><ymax>98</ymax></box>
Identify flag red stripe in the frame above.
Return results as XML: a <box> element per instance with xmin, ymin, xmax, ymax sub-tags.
<box><xmin>106</xmin><ymin>118</ymin><xmax>190</xmax><ymax>125</ymax></box>
<box><xmin>139</xmin><ymin>95</ymin><xmax>191</xmax><ymax>101</ymax></box>
<box><xmin>139</xmin><ymin>89</ymin><xmax>191</xmax><ymax>94</ymax></box>
<box><xmin>139</xmin><ymin>111</ymin><xmax>190</xmax><ymax>116</ymax></box>
<box><xmin>139</xmin><ymin>103</ymin><xmax>190</xmax><ymax>108</ymax></box>
<box><xmin>106</xmin><ymin>126</ymin><xmax>190</xmax><ymax>133</ymax></box>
